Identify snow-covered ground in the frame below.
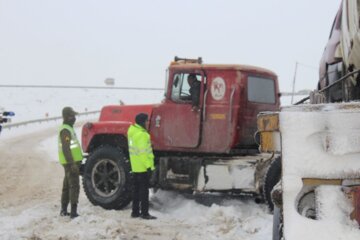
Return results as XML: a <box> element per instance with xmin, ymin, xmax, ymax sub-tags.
<box><xmin>0</xmin><ymin>87</ymin><xmax>164</xmax><ymax>123</ymax></box>
<box><xmin>0</xmin><ymin>88</ymin><xmax>273</xmax><ymax>240</ymax></box>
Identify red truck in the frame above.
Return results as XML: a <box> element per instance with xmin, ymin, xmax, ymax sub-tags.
<box><xmin>81</xmin><ymin>57</ymin><xmax>281</xmax><ymax>210</ymax></box>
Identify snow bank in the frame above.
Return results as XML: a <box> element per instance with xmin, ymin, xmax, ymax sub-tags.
<box><xmin>0</xmin><ymin>189</ymin><xmax>272</xmax><ymax>240</ymax></box>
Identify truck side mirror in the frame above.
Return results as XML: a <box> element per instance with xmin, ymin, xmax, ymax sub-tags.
<box><xmin>174</xmin><ymin>76</ymin><xmax>179</xmax><ymax>87</ymax></box>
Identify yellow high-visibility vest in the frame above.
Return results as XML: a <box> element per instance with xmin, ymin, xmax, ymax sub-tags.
<box><xmin>127</xmin><ymin>124</ymin><xmax>155</xmax><ymax>173</ymax></box>
<box><xmin>58</xmin><ymin>124</ymin><xmax>83</xmax><ymax>165</ymax></box>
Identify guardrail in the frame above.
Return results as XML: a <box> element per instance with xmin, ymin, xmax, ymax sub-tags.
<box><xmin>0</xmin><ymin>84</ymin><xmax>164</xmax><ymax>91</ymax></box>
<box><xmin>1</xmin><ymin>110</ymin><xmax>100</xmax><ymax>130</ymax></box>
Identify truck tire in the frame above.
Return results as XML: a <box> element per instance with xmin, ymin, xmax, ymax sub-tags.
<box><xmin>82</xmin><ymin>146</ymin><xmax>132</xmax><ymax>210</ymax></box>
<box><xmin>297</xmin><ymin>190</ymin><xmax>316</xmax><ymax>219</ymax></box>
<box><xmin>272</xmin><ymin>206</ymin><xmax>283</xmax><ymax>240</ymax></box>
<box><xmin>263</xmin><ymin>157</ymin><xmax>282</xmax><ymax>212</ymax></box>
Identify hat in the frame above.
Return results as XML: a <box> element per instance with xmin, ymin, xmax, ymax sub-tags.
<box><xmin>62</xmin><ymin>107</ymin><xmax>78</xmax><ymax>118</ymax></box>
<box><xmin>135</xmin><ymin>113</ymin><xmax>148</xmax><ymax>125</ymax></box>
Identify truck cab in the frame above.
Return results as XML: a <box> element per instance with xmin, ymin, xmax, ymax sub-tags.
<box><xmin>150</xmin><ymin>58</ymin><xmax>280</xmax><ymax>153</ymax></box>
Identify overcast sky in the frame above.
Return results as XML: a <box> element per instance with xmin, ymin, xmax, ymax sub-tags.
<box><xmin>0</xmin><ymin>0</ymin><xmax>340</xmax><ymax>91</ymax></box>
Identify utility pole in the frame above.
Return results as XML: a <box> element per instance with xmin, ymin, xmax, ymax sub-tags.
<box><xmin>291</xmin><ymin>62</ymin><xmax>298</xmax><ymax>104</ymax></box>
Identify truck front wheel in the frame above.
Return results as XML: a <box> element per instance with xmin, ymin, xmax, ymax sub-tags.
<box><xmin>82</xmin><ymin>146</ymin><xmax>132</xmax><ymax>210</ymax></box>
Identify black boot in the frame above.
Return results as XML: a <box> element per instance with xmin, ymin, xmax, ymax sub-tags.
<box><xmin>60</xmin><ymin>204</ymin><xmax>69</xmax><ymax>216</ymax></box>
<box><xmin>141</xmin><ymin>213</ymin><xmax>157</xmax><ymax>220</ymax></box>
<box><xmin>70</xmin><ymin>204</ymin><xmax>79</xmax><ymax>219</ymax></box>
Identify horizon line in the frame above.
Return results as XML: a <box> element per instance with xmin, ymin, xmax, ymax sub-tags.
<box><xmin>0</xmin><ymin>84</ymin><xmax>164</xmax><ymax>91</ymax></box>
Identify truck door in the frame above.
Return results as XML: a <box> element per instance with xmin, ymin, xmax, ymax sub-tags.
<box><xmin>152</xmin><ymin>72</ymin><xmax>205</xmax><ymax>148</ymax></box>
<box><xmin>242</xmin><ymin>74</ymin><xmax>279</xmax><ymax>146</ymax></box>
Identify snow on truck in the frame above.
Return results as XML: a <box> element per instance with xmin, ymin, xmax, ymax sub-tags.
<box><xmin>80</xmin><ymin>56</ymin><xmax>282</xmax><ymax>210</ymax></box>
<box><xmin>260</xmin><ymin>1</ymin><xmax>360</xmax><ymax>239</ymax></box>
<box><xmin>259</xmin><ymin>103</ymin><xmax>360</xmax><ymax>240</ymax></box>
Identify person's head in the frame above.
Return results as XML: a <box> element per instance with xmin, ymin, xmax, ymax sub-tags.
<box><xmin>187</xmin><ymin>74</ymin><xmax>197</xmax><ymax>86</ymax></box>
<box><xmin>62</xmin><ymin>106</ymin><xmax>77</xmax><ymax>126</ymax></box>
<box><xmin>135</xmin><ymin>113</ymin><xmax>149</xmax><ymax>129</ymax></box>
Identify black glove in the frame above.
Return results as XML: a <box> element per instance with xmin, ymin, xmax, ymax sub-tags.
<box><xmin>147</xmin><ymin>168</ymin><xmax>156</xmax><ymax>187</ymax></box>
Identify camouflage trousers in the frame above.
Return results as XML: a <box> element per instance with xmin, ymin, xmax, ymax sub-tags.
<box><xmin>61</xmin><ymin>162</ymin><xmax>80</xmax><ymax>205</ymax></box>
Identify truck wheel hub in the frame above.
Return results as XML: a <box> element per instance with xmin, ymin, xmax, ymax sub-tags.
<box><xmin>91</xmin><ymin>158</ymin><xmax>121</xmax><ymax>197</ymax></box>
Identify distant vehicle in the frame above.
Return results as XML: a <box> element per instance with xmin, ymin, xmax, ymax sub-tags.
<box><xmin>80</xmin><ymin>57</ymin><xmax>282</xmax><ymax>210</ymax></box>
<box><xmin>104</xmin><ymin>78</ymin><xmax>115</xmax><ymax>86</ymax></box>
<box><xmin>318</xmin><ymin>0</ymin><xmax>360</xmax><ymax>102</ymax></box>
<box><xmin>0</xmin><ymin>111</ymin><xmax>15</xmax><ymax>134</ymax></box>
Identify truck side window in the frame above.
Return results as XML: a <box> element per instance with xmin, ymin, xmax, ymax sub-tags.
<box><xmin>171</xmin><ymin>73</ymin><xmax>183</xmax><ymax>102</ymax></box>
<box><xmin>247</xmin><ymin>76</ymin><xmax>276</xmax><ymax>104</ymax></box>
<box><xmin>171</xmin><ymin>73</ymin><xmax>201</xmax><ymax>103</ymax></box>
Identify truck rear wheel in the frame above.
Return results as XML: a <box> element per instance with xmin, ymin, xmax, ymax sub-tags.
<box><xmin>263</xmin><ymin>157</ymin><xmax>282</xmax><ymax>212</ymax></box>
<box><xmin>82</xmin><ymin>146</ymin><xmax>132</xmax><ymax>210</ymax></box>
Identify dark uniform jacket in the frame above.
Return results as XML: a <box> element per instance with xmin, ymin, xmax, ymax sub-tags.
<box><xmin>189</xmin><ymin>81</ymin><xmax>201</xmax><ymax>107</ymax></box>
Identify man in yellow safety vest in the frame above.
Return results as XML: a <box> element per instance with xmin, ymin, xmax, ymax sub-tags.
<box><xmin>58</xmin><ymin>106</ymin><xmax>83</xmax><ymax>219</ymax></box>
<box><xmin>128</xmin><ymin>113</ymin><xmax>156</xmax><ymax>220</ymax></box>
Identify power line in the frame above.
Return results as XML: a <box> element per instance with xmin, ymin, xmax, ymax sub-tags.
<box><xmin>0</xmin><ymin>84</ymin><xmax>164</xmax><ymax>91</ymax></box>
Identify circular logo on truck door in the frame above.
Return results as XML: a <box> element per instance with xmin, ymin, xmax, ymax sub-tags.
<box><xmin>211</xmin><ymin>77</ymin><xmax>226</xmax><ymax>100</ymax></box>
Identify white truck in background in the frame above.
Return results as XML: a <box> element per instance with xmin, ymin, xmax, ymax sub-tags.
<box><xmin>257</xmin><ymin>1</ymin><xmax>360</xmax><ymax>239</ymax></box>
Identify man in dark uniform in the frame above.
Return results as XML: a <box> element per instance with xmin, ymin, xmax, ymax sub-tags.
<box><xmin>187</xmin><ymin>74</ymin><xmax>201</xmax><ymax>109</ymax></box>
<box><xmin>58</xmin><ymin>107</ymin><xmax>83</xmax><ymax>219</ymax></box>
